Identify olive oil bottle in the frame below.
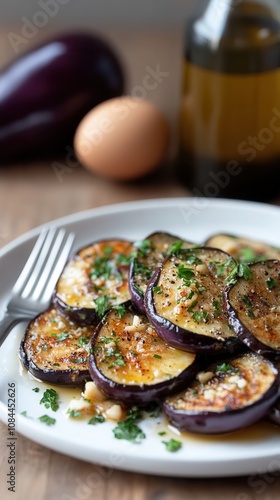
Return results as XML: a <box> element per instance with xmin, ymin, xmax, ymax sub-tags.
<box><xmin>178</xmin><ymin>0</ymin><xmax>280</xmax><ymax>200</ymax></box>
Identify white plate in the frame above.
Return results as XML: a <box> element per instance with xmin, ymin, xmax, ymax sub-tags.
<box><xmin>0</xmin><ymin>198</ymin><xmax>280</xmax><ymax>478</ymax></box>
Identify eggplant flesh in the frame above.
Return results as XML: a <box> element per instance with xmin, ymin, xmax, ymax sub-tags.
<box><xmin>19</xmin><ymin>306</ymin><xmax>94</xmax><ymax>386</ymax></box>
<box><xmin>54</xmin><ymin>239</ymin><xmax>133</xmax><ymax>325</ymax></box>
<box><xmin>205</xmin><ymin>234</ymin><xmax>280</xmax><ymax>263</ymax></box>
<box><xmin>129</xmin><ymin>232</ymin><xmax>193</xmax><ymax>314</ymax></box>
<box><xmin>145</xmin><ymin>247</ymin><xmax>239</xmax><ymax>353</ymax></box>
<box><xmin>88</xmin><ymin>304</ymin><xmax>198</xmax><ymax>403</ymax></box>
<box><xmin>225</xmin><ymin>260</ymin><xmax>280</xmax><ymax>356</ymax></box>
<box><xmin>163</xmin><ymin>352</ymin><xmax>279</xmax><ymax>434</ymax></box>
<box><xmin>0</xmin><ymin>32</ymin><xmax>124</xmax><ymax>162</ymax></box>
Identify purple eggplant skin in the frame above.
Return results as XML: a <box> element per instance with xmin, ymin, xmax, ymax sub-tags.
<box><xmin>0</xmin><ymin>32</ymin><xmax>124</xmax><ymax>162</ymax></box>
<box><xmin>163</xmin><ymin>388</ymin><xmax>279</xmax><ymax>435</ymax></box>
<box><xmin>128</xmin><ymin>264</ymin><xmax>146</xmax><ymax>315</ymax></box>
<box><xmin>19</xmin><ymin>346</ymin><xmax>90</xmax><ymax>387</ymax></box>
<box><xmin>163</xmin><ymin>354</ymin><xmax>280</xmax><ymax>435</ymax></box>
<box><xmin>88</xmin><ymin>304</ymin><xmax>200</xmax><ymax>404</ymax></box>
<box><xmin>224</xmin><ymin>283</ymin><xmax>275</xmax><ymax>358</ymax></box>
<box><xmin>53</xmin><ymin>293</ymin><xmax>100</xmax><ymax>326</ymax></box>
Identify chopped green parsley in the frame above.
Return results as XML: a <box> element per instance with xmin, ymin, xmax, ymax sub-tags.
<box><xmin>134</xmin><ymin>239</ymin><xmax>152</xmax><ymax>257</ymax></box>
<box><xmin>239</xmin><ymin>248</ymin><xmax>261</xmax><ymax>264</ymax></box>
<box><xmin>38</xmin><ymin>414</ymin><xmax>56</xmax><ymax>426</ymax></box>
<box><xmin>241</xmin><ymin>294</ymin><xmax>255</xmax><ymax>318</ymax></box>
<box><xmin>88</xmin><ymin>414</ymin><xmax>105</xmax><ymax>425</ymax></box>
<box><xmin>71</xmin><ymin>357</ymin><xmax>88</xmax><ymax>364</ymax></box>
<box><xmin>187</xmin><ymin>300</ymin><xmax>198</xmax><ymax>313</ymax></box>
<box><xmin>113</xmin><ymin>304</ymin><xmax>126</xmax><ymax>318</ymax></box>
<box><xmin>166</xmin><ymin>240</ymin><xmax>184</xmax><ymax>257</ymax></box>
<box><xmin>192</xmin><ymin>310</ymin><xmax>209</xmax><ymax>323</ymax></box>
<box><xmin>113</xmin><ymin>407</ymin><xmax>145</xmax><ymax>443</ymax></box>
<box><xmin>178</xmin><ymin>266</ymin><xmax>195</xmax><ymax>281</ymax></box>
<box><xmin>94</xmin><ymin>293</ymin><xmax>110</xmax><ymax>316</ymax></box>
<box><xmin>51</xmin><ymin>332</ymin><xmax>70</xmax><ymax>342</ymax></box>
<box><xmin>40</xmin><ymin>388</ymin><xmax>59</xmax><ymax>412</ymax></box>
<box><xmin>133</xmin><ymin>259</ymin><xmax>152</xmax><ymax>280</ymax></box>
<box><xmin>216</xmin><ymin>363</ymin><xmax>239</xmax><ymax>375</ymax></box>
<box><xmin>266</xmin><ymin>277</ymin><xmax>278</xmax><ymax>290</ymax></box>
<box><xmin>76</xmin><ymin>336</ymin><xmax>89</xmax><ymax>347</ymax></box>
<box><xmin>67</xmin><ymin>409</ymin><xmax>82</xmax><ymax>418</ymax></box>
<box><xmin>162</xmin><ymin>438</ymin><xmax>182</xmax><ymax>452</ymax></box>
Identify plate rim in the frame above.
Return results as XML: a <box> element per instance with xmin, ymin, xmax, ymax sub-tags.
<box><xmin>1</xmin><ymin>196</ymin><xmax>280</xmax><ymax>257</ymax></box>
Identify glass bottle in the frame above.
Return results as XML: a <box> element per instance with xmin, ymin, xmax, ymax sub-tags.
<box><xmin>177</xmin><ymin>0</ymin><xmax>280</xmax><ymax>201</ymax></box>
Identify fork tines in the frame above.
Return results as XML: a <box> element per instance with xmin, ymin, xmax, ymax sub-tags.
<box><xmin>14</xmin><ymin>228</ymin><xmax>75</xmax><ymax>303</ymax></box>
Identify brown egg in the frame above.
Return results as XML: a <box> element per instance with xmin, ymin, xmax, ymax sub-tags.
<box><xmin>74</xmin><ymin>96</ymin><xmax>170</xmax><ymax>180</ymax></box>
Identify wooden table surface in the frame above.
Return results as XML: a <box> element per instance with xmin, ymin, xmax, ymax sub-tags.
<box><xmin>0</xmin><ymin>27</ymin><xmax>280</xmax><ymax>500</ymax></box>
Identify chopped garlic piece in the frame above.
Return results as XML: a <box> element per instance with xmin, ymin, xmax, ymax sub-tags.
<box><xmin>196</xmin><ymin>371</ymin><xmax>215</xmax><ymax>384</ymax></box>
<box><xmin>173</xmin><ymin>305</ymin><xmax>182</xmax><ymax>315</ymax></box>
<box><xmin>237</xmin><ymin>378</ymin><xmax>247</xmax><ymax>389</ymax></box>
<box><xmin>196</xmin><ymin>264</ymin><xmax>208</xmax><ymax>274</ymax></box>
<box><xmin>203</xmin><ymin>389</ymin><xmax>216</xmax><ymax>400</ymax></box>
<box><xmin>124</xmin><ymin>315</ymin><xmax>147</xmax><ymax>333</ymax></box>
<box><xmin>133</xmin><ymin>315</ymin><xmax>140</xmax><ymax>327</ymax></box>
<box><xmin>105</xmin><ymin>404</ymin><xmax>123</xmax><ymax>421</ymax></box>
<box><xmin>68</xmin><ymin>398</ymin><xmax>91</xmax><ymax>413</ymax></box>
<box><xmin>83</xmin><ymin>381</ymin><xmax>107</xmax><ymax>402</ymax></box>
<box><xmin>228</xmin><ymin>375</ymin><xmax>240</xmax><ymax>384</ymax></box>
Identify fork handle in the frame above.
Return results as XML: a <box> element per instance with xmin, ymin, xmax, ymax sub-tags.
<box><xmin>0</xmin><ymin>312</ymin><xmax>24</xmax><ymax>347</ymax></box>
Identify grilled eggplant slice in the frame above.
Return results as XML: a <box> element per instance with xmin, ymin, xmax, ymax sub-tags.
<box><xmin>88</xmin><ymin>303</ymin><xmax>199</xmax><ymax>404</ymax></box>
<box><xmin>225</xmin><ymin>260</ymin><xmax>280</xmax><ymax>356</ymax></box>
<box><xmin>205</xmin><ymin>233</ymin><xmax>280</xmax><ymax>263</ymax></box>
<box><xmin>129</xmin><ymin>232</ymin><xmax>193</xmax><ymax>314</ymax></box>
<box><xmin>19</xmin><ymin>306</ymin><xmax>94</xmax><ymax>386</ymax></box>
<box><xmin>145</xmin><ymin>247</ymin><xmax>240</xmax><ymax>354</ymax></box>
<box><xmin>54</xmin><ymin>239</ymin><xmax>134</xmax><ymax>325</ymax></box>
<box><xmin>163</xmin><ymin>352</ymin><xmax>279</xmax><ymax>434</ymax></box>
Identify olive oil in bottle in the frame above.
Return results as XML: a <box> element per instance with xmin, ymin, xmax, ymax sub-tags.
<box><xmin>178</xmin><ymin>0</ymin><xmax>280</xmax><ymax>200</ymax></box>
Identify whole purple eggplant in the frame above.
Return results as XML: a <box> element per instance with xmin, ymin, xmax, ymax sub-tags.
<box><xmin>0</xmin><ymin>32</ymin><xmax>124</xmax><ymax>162</ymax></box>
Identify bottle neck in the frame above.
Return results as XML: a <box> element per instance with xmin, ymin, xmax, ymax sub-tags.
<box><xmin>195</xmin><ymin>1</ymin><xmax>234</xmax><ymax>47</ymax></box>
<box><xmin>186</xmin><ymin>0</ymin><xmax>280</xmax><ymax>73</ymax></box>
<box><xmin>195</xmin><ymin>0</ymin><xmax>280</xmax><ymax>48</ymax></box>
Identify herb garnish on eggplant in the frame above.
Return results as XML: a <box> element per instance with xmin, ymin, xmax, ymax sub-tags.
<box><xmin>145</xmin><ymin>247</ymin><xmax>241</xmax><ymax>353</ymax></box>
<box><xmin>18</xmin><ymin>231</ymin><xmax>280</xmax><ymax>438</ymax></box>
<box><xmin>129</xmin><ymin>232</ymin><xmax>194</xmax><ymax>314</ymax></box>
<box><xmin>20</xmin><ymin>306</ymin><xmax>94</xmax><ymax>386</ymax></box>
<box><xmin>88</xmin><ymin>303</ymin><xmax>199</xmax><ymax>404</ymax></box>
<box><xmin>54</xmin><ymin>239</ymin><xmax>134</xmax><ymax>325</ymax></box>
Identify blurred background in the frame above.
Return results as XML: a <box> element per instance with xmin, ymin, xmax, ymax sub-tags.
<box><xmin>0</xmin><ymin>0</ymin><xmax>201</xmax><ymax>175</ymax></box>
<box><xmin>0</xmin><ymin>1</ymin><xmax>196</xmax><ymax>29</ymax></box>
<box><xmin>0</xmin><ymin>0</ymin><xmax>197</xmax><ymax>157</ymax></box>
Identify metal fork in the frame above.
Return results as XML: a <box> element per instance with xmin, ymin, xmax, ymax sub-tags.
<box><xmin>0</xmin><ymin>227</ymin><xmax>75</xmax><ymax>347</ymax></box>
